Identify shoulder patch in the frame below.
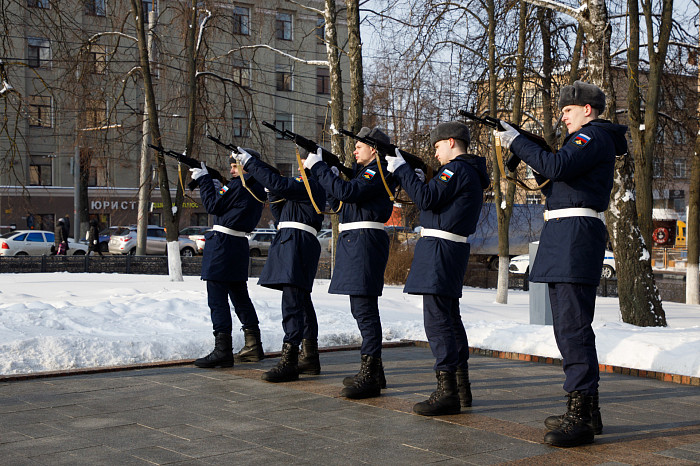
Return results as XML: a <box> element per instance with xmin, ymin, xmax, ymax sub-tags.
<box><xmin>438</xmin><ymin>168</ymin><xmax>454</xmax><ymax>183</ymax></box>
<box><xmin>294</xmin><ymin>176</ymin><xmax>304</xmax><ymax>183</ymax></box>
<box><xmin>571</xmin><ymin>133</ymin><xmax>592</xmax><ymax>148</ymax></box>
<box><xmin>218</xmin><ymin>185</ymin><xmax>229</xmax><ymax>196</ymax></box>
<box><xmin>362</xmin><ymin>168</ymin><xmax>376</xmax><ymax>180</ymax></box>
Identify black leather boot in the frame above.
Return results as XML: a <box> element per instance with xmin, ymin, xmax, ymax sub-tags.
<box><xmin>456</xmin><ymin>367</ymin><xmax>472</xmax><ymax>408</ymax></box>
<box><xmin>297</xmin><ymin>339</ymin><xmax>321</xmax><ymax>375</ymax></box>
<box><xmin>340</xmin><ymin>354</ymin><xmax>382</xmax><ymax>399</ymax></box>
<box><xmin>545</xmin><ymin>391</ymin><xmax>602</xmax><ymax>434</ymax></box>
<box><xmin>413</xmin><ymin>371</ymin><xmax>461</xmax><ymax>416</ymax></box>
<box><xmin>261</xmin><ymin>342</ymin><xmax>299</xmax><ymax>383</ymax></box>
<box><xmin>194</xmin><ymin>332</ymin><xmax>233</xmax><ymax>368</ymax></box>
<box><xmin>543</xmin><ymin>391</ymin><xmax>595</xmax><ymax>447</ymax></box>
<box><xmin>342</xmin><ymin>356</ymin><xmax>386</xmax><ymax>389</ymax></box>
<box><xmin>234</xmin><ymin>327</ymin><xmax>265</xmax><ymax>363</ymax></box>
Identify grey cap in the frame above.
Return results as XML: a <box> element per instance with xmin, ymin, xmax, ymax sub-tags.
<box><xmin>357</xmin><ymin>127</ymin><xmax>390</xmax><ymax>145</ymax></box>
<box><xmin>558</xmin><ymin>80</ymin><xmax>606</xmax><ymax>112</ymax></box>
<box><xmin>230</xmin><ymin>147</ymin><xmax>261</xmax><ymax>164</ymax></box>
<box><xmin>430</xmin><ymin>121</ymin><xmax>471</xmax><ymax>147</ymax></box>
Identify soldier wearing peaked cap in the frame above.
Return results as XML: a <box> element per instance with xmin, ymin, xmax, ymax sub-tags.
<box><xmin>189</xmin><ymin>150</ymin><xmax>266</xmax><ymax>369</ymax></box>
<box><xmin>303</xmin><ymin>126</ymin><xmax>397</xmax><ymax>400</ymax></box>
<box><xmin>233</xmin><ymin>147</ymin><xmax>326</xmax><ymax>383</ymax></box>
<box><xmin>386</xmin><ymin>121</ymin><xmax>490</xmax><ymax>416</ymax></box>
<box><xmin>496</xmin><ymin>80</ymin><xmax>628</xmax><ymax>447</ymax></box>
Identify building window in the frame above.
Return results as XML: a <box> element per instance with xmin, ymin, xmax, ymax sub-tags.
<box><xmin>672</xmin><ymin>128</ymin><xmax>687</xmax><ymax>145</ymax></box>
<box><xmin>28</xmin><ymin>95</ymin><xmax>52</xmax><ymax>127</ymax></box>
<box><xmin>674</xmin><ymin>159</ymin><xmax>686</xmax><ymax>179</ymax></box>
<box><xmin>88</xmin><ymin>158</ymin><xmax>108</xmax><ymax>187</ymax></box>
<box><xmin>233</xmin><ymin>6</ymin><xmax>249</xmax><ymax>35</ymax></box>
<box><xmin>30</xmin><ymin>159</ymin><xmax>52</xmax><ymax>186</ymax></box>
<box><xmin>276</xmin><ymin>65</ymin><xmax>292</xmax><ymax>91</ymax></box>
<box><xmin>191</xmin><ymin>213</ymin><xmax>209</xmax><ymax>226</ymax></box>
<box><xmin>316</xmin><ymin>17</ymin><xmax>325</xmax><ymax>42</ymax></box>
<box><xmin>276</xmin><ymin>12</ymin><xmax>292</xmax><ymax>41</ymax></box>
<box><xmin>232</xmin><ymin>59</ymin><xmax>249</xmax><ymax>87</ymax></box>
<box><xmin>233</xmin><ymin>111</ymin><xmax>250</xmax><ymax>137</ymax></box>
<box><xmin>142</xmin><ymin>0</ymin><xmax>156</xmax><ymax>14</ymax></box>
<box><xmin>88</xmin><ymin>44</ymin><xmax>107</xmax><ymax>74</ymax></box>
<box><xmin>27</xmin><ymin>38</ymin><xmax>51</xmax><ymax>68</ymax></box>
<box><xmin>85</xmin><ymin>0</ymin><xmax>106</xmax><ymax>16</ymax></box>
<box><xmin>83</xmin><ymin>99</ymin><xmax>107</xmax><ymax>128</ymax></box>
<box><xmin>526</xmin><ymin>193</ymin><xmax>541</xmax><ymax>204</ymax></box>
<box><xmin>317</xmin><ymin>67</ymin><xmax>330</xmax><ymax>95</ymax></box>
<box><xmin>525</xmin><ymin>166</ymin><xmax>535</xmax><ymax>179</ymax></box>
<box><xmin>653</xmin><ymin>158</ymin><xmax>663</xmax><ymax>178</ymax></box>
<box><xmin>28</xmin><ymin>0</ymin><xmax>49</xmax><ymax>8</ymax></box>
<box><xmin>274</xmin><ymin>113</ymin><xmax>292</xmax><ymax>137</ymax></box>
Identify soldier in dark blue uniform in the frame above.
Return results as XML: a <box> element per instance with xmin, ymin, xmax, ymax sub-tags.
<box><xmin>497</xmin><ymin>81</ymin><xmax>628</xmax><ymax>447</ymax></box>
<box><xmin>303</xmin><ymin>127</ymin><xmax>394</xmax><ymax>399</ymax></box>
<box><xmin>386</xmin><ymin>122</ymin><xmax>489</xmax><ymax>416</ymax></box>
<box><xmin>189</xmin><ymin>152</ymin><xmax>266</xmax><ymax>369</ymax></box>
<box><xmin>234</xmin><ymin>147</ymin><xmax>326</xmax><ymax>383</ymax></box>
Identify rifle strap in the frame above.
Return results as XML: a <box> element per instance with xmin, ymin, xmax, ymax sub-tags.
<box><xmin>373</xmin><ymin>154</ymin><xmax>395</xmax><ymax>202</ymax></box>
<box><xmin>236</xmin><ymin>162</ymin><xmax>284</xmax><ymax>204</ymax></box>
<box><xmin>494</xmin><ymin>135</ymin><xmax>549</xmax><ymax>192</ymax></box>
<box><xmin>295</xmin><ymin>147</ymin><xmax>342</xmax><ymax>215</ymax></box>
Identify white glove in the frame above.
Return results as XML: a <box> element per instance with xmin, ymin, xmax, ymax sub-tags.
<box><xmin>494</xmin><ymin>121</ymin><xmax>520</xmax><ymax>150</ymax></box>
<box><xmin>330</xmin><ymin>166</ymin><xmax>340</xmax><ymax>177</ymax></box>
<box><xmin>93</xmin><ymin>240</ymin><xmax>97</xmax><ymax>245</ymax></box>
<box><xmin>414</xmin><ymin>168</ymin><xmax>426</xmax><ymax>182</ymax></box>
<box><xmin>304</xmin><ymin>147</ymin><xmax>323</xmax><ymax>169</ymax></box>
<box><xmin>385</xmin><ymin>148</ymin><xmax>406</xmax><ymax>173</ymax></box>
<box><xmin>189</xmin><ymin>161</ymin><xmax>208</xmax><ymax>180</ymax></box>
<box><xmin>233</xmin><ymin>147</ymin><xmax>252</xmax><ymax>166</ymax></box>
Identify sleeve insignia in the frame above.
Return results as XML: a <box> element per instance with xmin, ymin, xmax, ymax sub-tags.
<box><xmin>571</xmin><ymin>133</ymin><xmax>592</xmax><ymax>148</ymax></box>
<box><xmin>438</xmin><ymin>168</ymin><xmax>454</xmax><ymax>183</ymax></box>
<box><xmin>218</xmin><ymin>185</ymin><xmax>229</xmax><ymax>196</ymax></box>
<box><xmin>294</xmin><ymin>176</ymin><xmax>303</xmax><ymax>183</ymax></box>
<box><xmin>362</xmin><ymin>169</ymin><xmax>376</xmax><ymax>180</ymax></box>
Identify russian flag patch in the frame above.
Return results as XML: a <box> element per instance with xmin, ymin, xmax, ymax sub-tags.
<box><xmin>572</xmin><ymin>133</ymin><xmax>592</xmax><ymax>148</ymax></box>
<box><xmin>363</xmin><ymin>169</ymin><xmax>376</xmax><ymax>180</ymax></box>
<box><xmin>439</xmin><ymin>169</ymin><xmax>454</xmax><ymax>183</ymax></box>
<box><xmin>218</xmin><ymin>185</ymin><xmax>229</xmax><ymax>196</ymax></box>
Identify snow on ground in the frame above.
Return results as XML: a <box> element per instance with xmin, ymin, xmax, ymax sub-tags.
<box><xmin>1</xmin><ymin>273</ymin><xmax>699</xmax><ymax>377</ymax></box>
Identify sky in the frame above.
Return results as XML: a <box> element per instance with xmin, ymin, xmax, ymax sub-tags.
<box><xmin>1</xmin><ymin>273</ymin><xmax>699</xmax><ymax>378</ymax></box>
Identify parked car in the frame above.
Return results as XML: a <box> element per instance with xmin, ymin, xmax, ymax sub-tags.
<box><xmin>179</xmin><ymin>226</ymin><xmax>211</xmax><ymax>254</ymax></box>
<box><xmin>317</xmin><ymin>228</ymin><xmax>332</xmax><ymax>252</ymax></box>
<box><xmin>108</xmin><ymin>226</ymin><xmax>197</xmax><ymax>256</ymax></box>
<box><xmin>98</xmin><ymin>226</ymin><xmax>121</xmax><ymax>252</ymax></box>
<box><xmin>247</xmin><ymin>230</ymin><xmax>276</xmax><ymax>257</ymax></box>
<box><xmin>509</xmin><ymin>249</ymin><xmax>616</xmax><ymax>278</ymax></box>
<box><xmin>0</xmin><ymin>230</ymin><xmax>88</xmax><ymax>256</ymax></box>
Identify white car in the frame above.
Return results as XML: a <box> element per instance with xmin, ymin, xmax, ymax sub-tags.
<box><xmin>108</xmin><ymin>226</ymin><xmax>197</xmax><ymax>256</ymax></box>
<box><xmin>509</xmin><ymin>250</ymin><xmax>616</xmax><ymax>278</ymax></box>
<box><xmin>317</xmin><ymin>229</ymin><xmax>332</xmax><ymax>252</ymax></box>
<box><xmin>0</xmin><ymin>230</ymin><xmax>88</xmax><ymax>256</ymax></box>
<box><xmin>179</xmin><ymin>226</ymin><xmax>211</xmax><ymax>254</ymax></box>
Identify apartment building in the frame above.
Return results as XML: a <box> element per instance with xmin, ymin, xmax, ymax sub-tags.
<box><xmin>0</xmin><ymin>0</ymin><xmax>348</xmax><ymax>233</ymax></box>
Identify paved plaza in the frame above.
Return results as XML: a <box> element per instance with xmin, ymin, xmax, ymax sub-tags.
<box><xmin>1</xmin><ymin>345</ymin><xmax>699</xmax><ymax>464</ymax></box>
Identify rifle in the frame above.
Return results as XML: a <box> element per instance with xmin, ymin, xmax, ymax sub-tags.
<box><xmin>337</xmin><ymin>128</ymin><xmax>430</xmax><ymax>177</ymax></box>
<box><xmin>261</xmin><ymin>121</ymin><xmax>354</xmax><ymax>179</ymax></box>
<box><xmin>458</xmin><ymin>110</ymin><xmax>553</xmax><ymax>172</ymax></box>
<box><xmin>148</xmin><ymin>144</ymin><xmax>227</xmax><ymax>188</ymax></box>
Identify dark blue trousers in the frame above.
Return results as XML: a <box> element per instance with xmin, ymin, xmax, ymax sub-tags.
<box><xmin>423</xmin><ymin>295</ymin><xmax>469</xmax><ymax>372</ymax></box>
<box><xmin>281</xmin><ymin>285</ymin><xmax>318</xmax><ymax>345</ymax></box>
<box><xmin>548</xmin><ymin>283</ymin><xmax>600</xmax><ymax>394</ymax></box>
<box><xmin>207</xmin><ymin>280</ymin><xmax>259</xmax><ymax>334</ymax></box>
<box><xmin>349</xmin><ymin>295</ymin><xmax>382</xmax><ymax>357</ymax></box>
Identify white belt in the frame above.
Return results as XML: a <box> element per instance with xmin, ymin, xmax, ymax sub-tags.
<box><xmin>421</xmin><ymin>228</ymin><xmax>468</xmax><ymax>243</ymax></box>
<box><xmin>278</xmin><ymin>221</ymin><xmax>318</xmax><ymax>237</ymax></box>
<box><xmin>544</xmin><ymin>208</ymin><xmax>601</xmax><ymax>221</ymax></box>
<box><xmin>338</xmin><ymin>221</ymin><xmax>385</xmax><ymax>233</ymax></box>
<box><xmin>213</xmin><ymin>225</ymin><xmax>247</xmax><ymax>237</ymax></box>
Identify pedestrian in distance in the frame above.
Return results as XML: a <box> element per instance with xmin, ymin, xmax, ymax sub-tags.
<box><xmin>303</xmin><ymin>127</ymin><xmax>396</xmax><ymax>399</ymax></box>
<box><xmin>386</xmin><ymin>121</ymin><xmax>489</xmax><ymax>416</ymax></box>
<box><xmin>189</xmin><ymin>151</ymin><xmax>267</xmax><ymax>369</ymax></box>
<box><xmin>233</xmin><ymin>147</ymin><xmax>326</xmax><ymax>383</ymax></box>
<box><xmin>54</xmin><ymin>217</ymin><xmax>69</xmax><ymax>255</ymax></box>
<box><xmin>87</xmin><ymin>219</ymin><xmax>103</xmax><ymax>257</ymax></box>
<box><xmin>496</xmin><ymin>80</ymin><xmax>628</xmax><ymax>447</ymax></box>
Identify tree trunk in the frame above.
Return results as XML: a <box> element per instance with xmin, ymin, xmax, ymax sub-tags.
<box><xmin>687</xmin><ymin>15</ymin><xmax>700</xmax><ymax>305</ymax></box>
<box><xmin>345</xmin><ymin>0</ymin><xmax>363</xmax><ymax>157</ymax></box>
<box><xmin>324</xmin><ymin>0</ymin><xmax>344</xmax><ymax>160</ymax></box>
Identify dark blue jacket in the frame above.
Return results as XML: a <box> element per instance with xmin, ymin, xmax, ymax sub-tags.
<box><xmin>510</xmin><ymin>119</ymin><xmax>627</xmax><ymax>284</ymax></box>
<box><xmin>394</xmin><ymin>155</ymin><xmax>489</xmax><ymax>298</ymax></box>
<box><xmin>198</xmin><ymin>172</ymin><xmax>265</xmax><ymax>282</ymax></box>
<box><xmin>310</xmin><ymin>159</ymin><xmax>394</xmax><ymax>296</ymax></box>
<box><xmin>244</xmin><ymin>157</ymin><xmax>325</xmax><ymax>292</ymax></box>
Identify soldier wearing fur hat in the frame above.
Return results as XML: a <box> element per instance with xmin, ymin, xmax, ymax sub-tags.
<box><xmin>386</xmin><ymin>121</ymin><xmax>489</xmax><ymax>416</ymax></box>
<box><xmin>496</xmin><ymin>80</ymin><xmax>628</xmax><ymax>447</ymax></box>
<box><xmin>189</xmin><ymin>152</ymin><xmax>266</xmax><ymax>369</ymax></box>
<box><xmin>233</xmin><ymin>147</ymin><xmax>326</xmax><ymax>383</ymax></box>
<box><xmin>303</xmin><ymin>127</ymin><xmax>396</xmax><ymax>399</ymax></box>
